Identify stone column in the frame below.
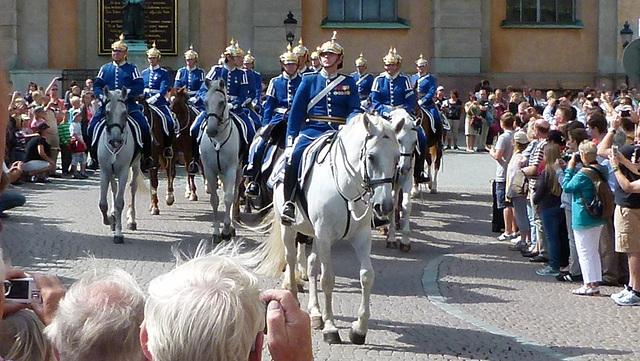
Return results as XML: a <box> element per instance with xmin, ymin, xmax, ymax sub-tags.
<box><xmin>432</xmin><ymin>0</ymin><xmax>482</xmax><ymax>74</ymax></box>
<box><xmin>0</xmin><ymin>0</ymin><xmax>19</xmax><ymax>69</ymax></box>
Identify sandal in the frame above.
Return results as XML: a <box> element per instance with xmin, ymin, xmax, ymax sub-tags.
<box><xmin>572</xmin><ymin>285</ymin><xmax>600</xmax><ymax>296</ymax></box>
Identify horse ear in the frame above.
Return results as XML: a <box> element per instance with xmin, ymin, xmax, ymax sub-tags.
<box><xmin>103</xmin><ymin>85</ymin><xmax>110</xmax><ymax>94</ymax></box>
<box><xmin>218</xmin><ymin>79</ymin><xmax>225</xmax><ymax>89</ymax></box>
<box><xmin>362</xmin><ymin>113</ymin><xmax>372</xmax><ymax>133</ymax></box>
<box><xmin>394</xmin><ymin>117</ymin><xmax>405</xmax><ymax>134</ymax></box>
<box><xmin>205</xmin><ymin>79</ymin><xmax>211</xmax><ymax>90</ymax></box>
<box><xmin>414</xmin><ymin>117</ymin><xmax>422</xmax><ymax>129</ymax></box>
<box><xmin>121</xmin><ymin>86</ymin><xmax>128</xmax><ymax>99</ymax></box>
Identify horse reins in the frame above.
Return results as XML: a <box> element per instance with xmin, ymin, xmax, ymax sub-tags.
<box><xmin>204</xmin><ymin>88</ymin><xmax>234</xmax><ymax>173</ymax></box>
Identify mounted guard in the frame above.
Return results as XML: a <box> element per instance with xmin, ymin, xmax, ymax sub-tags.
<box><xmin>245</xmin><ymin>44</ymin><xmax>302</xmax><ymax>198</ymax></box>
<box><xmin>243</xmin><ymin>50</ymin><xmax>263</xmax><ymax>114</ymax></box>
<box><xmin>88</xmin><ymin>34</ymin><xmax>154</xmax><ymax>172</ymax></box>
<box><xmin>173</xmin><ymin>45</ymin><xmax>206</xmax><ymax>113</ymax></box>
<box><xmin>188</xmin><ymin>39</ymin><xmax>257</xmax><ymax>175</ymax></box>
<box><xmin>293</xmin><ymin>38</ymin><xmax>313</xmax><ymax>75</ymax></box>
<box><xmin>141</xmin><ymin>42</ymin><xmax>176</xmax><ymax>158</ymax></box>
<box><xmin>351</xmin><ymin>53</ymin><xmax>374</xmax><ymax>112</ymax></box>
<box><xmin>280</xmin><ymin>31</ymin><xmax>362</xmax><ymax>225</ymax></box>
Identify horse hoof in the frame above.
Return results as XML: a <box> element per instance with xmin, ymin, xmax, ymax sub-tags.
<box><xmin>113</xmin><ymin>235</ymin><xmax>124</xmax><ymax>244</ymax></box>
<box><xmin>399</xmin><ymin>243</ymin><xmax>411</xmax><ymax>252</ymax></box>
<box><xmin>323</xmin><ymin>331</ymin><xmax>342</xmax><ymax>344</ymax></box>
<box><xmin>184</xmin><ymin>191</ymin><xmax>190</xmax><ymax>198</ymax></box>
<box><xmin>430</xmin><ymin>188</ymin><xmax>437</xmax><ymax>194</ymax></box>
<box><xmin>102</xmin><ymin>215</ymin><xmax>110</xmax><ymax>226</ymax></box>
<box><xmin>166</xmin><ymin>195</ymin><xmax>175</xmax><ymax>206</ymax></box>
<box><xmin>212</xmin><ymin>235</ymin><xmax>223</xmax><ymax>244</ymax></box>
<box><xmin>380</xmin><ymin>226</ymin><xmax>389</xmax><ymax>236</ymax></box>
<box><xmin>221</xmin><ymin>229</ymin><xmax>235</xmax><ymax>241</ymax></box>
<box><xmin>151</xmin><ymin>208</ymin><xmax>160</xmax><ymax>215</ymax></box>
<box><xmin>311</xmin><ymin>316</ymin><xmax>324</xmax><ymax>330</ymax></box>
<box><xmin>189</xmin><ymin>194</ymin><xmax>198</xmax><ymax>201</ymax></box>
<box><xmin>127</xmin><ymin>222</ymin><xmax>137</xmax><ymax>231</ymax></box>
<box><xmin>386</xmin><ymin>241</ymin><xmax>398</xmax><ymax>249</ymax></box>
<box><xmin>348</xmin><ymin>329</ymin><xmax>367</xmax><ymax>345</ymax></box>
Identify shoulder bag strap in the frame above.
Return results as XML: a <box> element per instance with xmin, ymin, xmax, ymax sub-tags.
<box><xmin>307</xmin><ymin>75</ymin><xmax>346</xmax><ymax>113</ymax></box>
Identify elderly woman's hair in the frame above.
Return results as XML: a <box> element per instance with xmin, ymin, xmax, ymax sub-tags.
<box><xmin>144</xmin><ymin>243</ymin><xmax>265</xmax><ymax>361</ymax></box>
<box><xmin>44</xmin><ymin>268</ymin><xmax>146</xmax><ymax>361</ymax></box>
<box><xmin>578</xmin><ymin>140</ymin><xmax>598</xmax><ymax>157</ymax></box>
<box><xmin>0</xmin><ymin>310</ymin><xmax>53</xmax><ymax>361</ymax></box>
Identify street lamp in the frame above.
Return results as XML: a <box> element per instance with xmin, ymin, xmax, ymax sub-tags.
<box><xmin>621</xmin><ymin>21</ymin><xmax>634</xmax><ymax>86</ymax></box>
<box><xmin>284</xmin><ymin>11</ymin><xmax>298</xmax><ymax>46</ymax></box>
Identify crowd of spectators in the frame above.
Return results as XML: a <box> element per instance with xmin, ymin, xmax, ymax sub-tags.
<box><xmin>483</xmin><ymin>82</ymin><xmax>640</xmax><ymax>305</ymax></box>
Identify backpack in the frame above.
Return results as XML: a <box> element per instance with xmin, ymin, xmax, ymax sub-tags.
<box><xmin>579</xmin><ymin>166</ymin><xmax>615</xmax><ymax>219</ymax></box>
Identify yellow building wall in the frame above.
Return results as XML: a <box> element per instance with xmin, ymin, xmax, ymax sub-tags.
<box><xmin>490</xmin><ymin>0</ymin><xmax>598</xmax><ymax>75</ymax></box>
<box><xmin>49</xmin><ymin>0</ymin><xmax>78</xmax><ymax>69</ymax></box>
<box><xmin>302</xmin><ymin>1</ymin><xmax>434</xmax><ymax>75</ymax></box>
<box><xmin>200</xmin><ymin>0</ymin><xmax>227</xmax><ymax>67</ymax></box>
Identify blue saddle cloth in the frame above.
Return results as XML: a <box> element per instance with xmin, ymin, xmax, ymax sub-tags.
<box><xmin>91</xmin><ymin>117</ymin><xmax>144</xmax><ymax>149</ymax></box>
<box><xmin>267</xmin><ymin>131</ymin><xmax>335</xmax><ymax>189</ymax></box>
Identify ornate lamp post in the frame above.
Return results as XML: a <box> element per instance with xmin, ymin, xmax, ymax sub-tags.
<box><xmin>621</xmin><ymin>21</ymin><xmax>634</xmax><ymax>86</ymax></box>
<box><xmin>284</xmin><ymin>11</ymin><xmax>298</xmax><ymax>46</ymax></box>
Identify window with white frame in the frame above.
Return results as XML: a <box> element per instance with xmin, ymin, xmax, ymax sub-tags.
<box><xmin>505</xmin><ymin>0</ymin><xmax>578</xmax><ymax>25</ymax></box>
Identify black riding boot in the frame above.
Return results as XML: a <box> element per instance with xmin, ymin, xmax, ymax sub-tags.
<box><xmin>141</xmin><ymin>132</ymin><xmax>155</xmax><ymax>172</ymax></box>
<box><xmin>188</xmin><ymin>136</ymin><xmax>200</xmax><ymax>175</ymax></box>
<box><xmin>246</xmin><ymin>146</ymin><xmax>267</xmax><ymax>198</ymax></box>
<box><xmin>281</xmin><ymin>163</ymin><xmax>298</xmax><ymax>225</ymax></box>
<box><xmin>413</xmin><ymin>151</ymin><xmax>430</xmax><ymax>184</ymax></box>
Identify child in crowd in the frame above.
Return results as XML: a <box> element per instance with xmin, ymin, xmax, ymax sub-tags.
<box><xmin>68</xmin><ymin>109</ymin><xmax>88</xmax><ymax>179</ymax></box>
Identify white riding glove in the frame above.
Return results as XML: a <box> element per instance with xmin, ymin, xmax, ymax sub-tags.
<box><xmin>188</xmin><ymin>96</ymin><xmax>198</xmax><ymax>104</ymax></box>
<box><xmin>284</xmin><ymin>146</ymin><xmax>293</xmax><ymax>159</ymax></box>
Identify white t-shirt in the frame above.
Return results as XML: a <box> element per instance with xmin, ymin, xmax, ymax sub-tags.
<box><xmin>69</xmin><ymin>122</ymin><xmax>83</xmax><ymax>142</ymax></box>
<box><xmin>495</xmin><ymin>130</ymin><xmax>515</xmax><ymax>181</ymax></box>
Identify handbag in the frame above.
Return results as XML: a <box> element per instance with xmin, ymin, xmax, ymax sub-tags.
<box><xmin>471</xmin><ymin>115</ymin><xmax>483</xmax><ymax>131</ymax></box>
<box><xmin>507</xmin><ymin>170</ymin><xmax>528</xmax><ymax>197</ymax></box>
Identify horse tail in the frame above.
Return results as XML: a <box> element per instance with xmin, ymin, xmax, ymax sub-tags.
<box><xmin>251</xmin><ymin>209</ymin><xmax>286</xmax><ymax>277</ymax></box>
<box><xmin>233</xmin><ymin>204</ymin><xmax>274</xmax><ymax>235</ymax></box>
<box><xmin>127</xmin><ymin>163</ymin><xmax>149</xmax><ymax>193</ymax></box>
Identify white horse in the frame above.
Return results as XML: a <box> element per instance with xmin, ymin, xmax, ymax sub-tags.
<box><xmin>254</xmin><ymin>113</ymin><xmax>402</xmax><ymax>345</ymax></box>
<box><xmin>200</xmin><ymin>79</ymin><xmax>243</xmax><ymax>243</ymax></box>
<box><xmin>386</xmin><ymin>109</ymin><xmax>420</xmax><ymax>252</ymax></box>
<box><xmin>97</xmin><ymin>86</ymin><xmax>142</xmax><ymax>244</ymax></box>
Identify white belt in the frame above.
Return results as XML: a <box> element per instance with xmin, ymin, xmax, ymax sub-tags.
<box><xmin>275</xmin><ymin>107</ymin><xmax>287</xmax><ymax>114</ymax></box>
<box><xmin>147</xmin><ymin>89</ymin><xmax>161</xmax><ymax>94</ymax></box>
<box><xmin>227</xmin><ymin>95</ymin><xmax>238</xmax><ymax>100</ymax></box>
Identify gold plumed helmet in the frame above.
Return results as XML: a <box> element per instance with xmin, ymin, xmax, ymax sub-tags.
<box><xmin>319</xmin><ymin>31</ymin><xmax>344</xmax><ymax>56</ymax></box>
<box><xmin>293</xmin><ymin>38</ymin><xmax>309</xmax><ymax>57</ymax></box>
<box><xmin>224</xmin><ymin>39</ymin><xmax>245</xmax><ymax>57</ymax></box>
<box><xmin>243</xmin><ymin>50</ymin><xmax>255</xmax><ymax>64</ymax></box>
<box><xmin>111</xmin><ymin>34</ymin><xmax>128</xmax><ymax>52</ymax></box>
<box><xmin>310</xmin><ymin>47</ymin><xmax>320</xmax><ymax>60</ymax></box>
<box><xmin>280</xmin><ymin>44</ymin><xmax>299</xmax><ymax>64</ymax></box>
<box><xmin>355</xmin><ymin>53</ymin><xmax>367</xmax><ymax>67</ymax></box>
<box><xmin>382</xmin><ymin>48</ymin><xmax>402</xmax><ymax>65</ymax></box>
<box><xmin>184</xmin><ymin>45</ymin><xmax>198</xmax><ymax>60</ymax></box>
<box><xmin>146</xmin><ymin>42</ymin><xmax>161</xmax><ymax>58</ymax></box>
<box><xmin>415</xmin><ymin>54</ymin><xmax>428</xmax><ymax>66</ymax></box>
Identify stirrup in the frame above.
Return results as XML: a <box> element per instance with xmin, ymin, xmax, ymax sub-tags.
<box><xmin>246</xmin><ymin>181</ymin><xmax>260</xmax><ymax>198</ymax></box>
<box><xmin>163</xmin><ymin>147</ymin><xmax>174</xmax><ymax>159</ymax></box>
<box><xmin>187</xmin><ymin>161</ymin><xmax>199</xmax><ymax>175</ymax></box>
<box><xmin>281</xmin><ymin>202</ymin><xmax>296</xmax><ymax>225</ymax></box>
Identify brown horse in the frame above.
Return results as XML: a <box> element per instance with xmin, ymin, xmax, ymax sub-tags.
<box><xmin>416</xmin><ymin>106</ymin><xmax>444</xmax><ymax>193</ymax></box>
<box><xmin>170</xmin><ymin>87</ymin><xmax>200</xmax><ymax>201</ymax></box>
<box><xmin>140</xmin><ymin>97</ymin><xmax>176</xmax><ymax>215</ymax></box>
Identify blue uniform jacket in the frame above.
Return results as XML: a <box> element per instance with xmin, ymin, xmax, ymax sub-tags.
<box><xmin>262</xmin><ymin>72</ymin><xmax>302</xmax><ymax>127</ymax></box>
<box><xmin>141</xmin><ymin>66</ymin><xmax>171</xmax><ymax>106</ymax></box>
<box><xmin>415</xmin><ymin>73</ymin><xmax>437</xmax><ymax>107</ymax></box>
<box><xmin>351</xmin><ymin>72</ymin><xmax>374</xmax><ymax>99</ymax></box>
<box><xmin>371</xmin><ymin>72</ymin><xmax>416</xmax><ymax>118</ymax></box>
<box><xmin>246</xmin><ymin>69</ymin><xmax>262</xmax><ymax>105</ymax></box>
<box><xmin>286</xmin><ymin>71</ymin><xmax>362</xmax><ymax>145</ymax></box>
<box><xmin>93</xmin><ymin>62</ymin><xmax>144</xmax><ymax>110</ymax></box>
<box><xmin>196</xmin><ymin>64</ymin><xmax>250</xmax><ymax>109</ymax></box>
<box><xmin>173</xmin><ymin>66</ymin><xmax>205</xmax><ymax>97</ymax></box>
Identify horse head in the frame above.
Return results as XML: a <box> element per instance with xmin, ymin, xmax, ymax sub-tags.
<box><xmin>347</xmin><ymin>113</ymin><xmax>400</xmax><ymax>219</ymax></box>
<box><xmin>203</xmin><ymin>79</ymin><xmax>229</xmax><ymax>138</ymax></box>
<box><xmin>389</xmin><ymin>109</ymin><xmax>419</xmax><ymax>177</ymax></box>
<box><xmin>103</xmin><ymin>85</ymin><xmax>128</xmax><ymax>148</ymax></box>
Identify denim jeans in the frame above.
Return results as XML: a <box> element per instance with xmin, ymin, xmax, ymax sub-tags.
<box><xmin>540</xmin><ymin>205</ymin><xmax>562</xmax><ymax>270</ymax></box>
<box><xmin>0</xmin><ymin>189</ymin><xmax>26</xmax><ymax>213</ymax></box>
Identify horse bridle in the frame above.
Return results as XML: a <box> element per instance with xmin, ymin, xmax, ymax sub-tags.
<box><xmin>203</xmin><ymin>88</ymin><xmax>233</xmax><ymax>173</ymax></box>
<box><xmin>104</xmin><ymin>98</ymin><xmax>127</xmax><ymax>134</ymax></box>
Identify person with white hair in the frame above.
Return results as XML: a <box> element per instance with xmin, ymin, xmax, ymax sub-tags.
<box><xmin>44</xmin><ymin>268</ymin><xmax>146</xmax><ymax>361</ymax></box>
<box><xmin>140</xmin><ymin>251</ymin><xmax>313</xmax><ymax>361</ymax></box>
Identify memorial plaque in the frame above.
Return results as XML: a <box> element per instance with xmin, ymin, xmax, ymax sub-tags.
<box><xmin>99</xmin><ymin>0</ymin><xmax>177</xmax><ymax>55</ymax></box>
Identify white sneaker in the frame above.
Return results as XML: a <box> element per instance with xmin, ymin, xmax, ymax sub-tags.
<box><xmin>611</xmin><ymin>286</ymin><xmax>631</xmax><ymax>301</ymax></box>
<box><xmin>410</xmin><ymin>185</ymin><xmax>419</xmax><ymax>199</ymax></box>
<box><xmin>497</xmin><ymin>233</ymin><xmax>510</xmax><ymax>241</ymax></box>
<box><xmin>614</xmin><ymin>290</ymin><xmax>640</xmax><ymax>306</ymax></box>
<box><xmin>510</xmin><ymin>235</ymin><xmax>522</xmax><ymax>244</ymax></box>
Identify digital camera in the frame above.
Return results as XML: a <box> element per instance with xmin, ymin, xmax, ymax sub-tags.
<box><xmin>5</xmin><ymin>278</ymin><xmax>41</xmax><ymax>304</ymax></box>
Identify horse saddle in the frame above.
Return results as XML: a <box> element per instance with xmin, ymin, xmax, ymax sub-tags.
<box><xmin>91</xmin><ymin>117</ymin><xmax>144</xmax><ymax>150</ymax></box>
<box><xmin>266</xmin><ymin>132</ymin><xmax>336</xmax><ymax>190</ymax></box>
